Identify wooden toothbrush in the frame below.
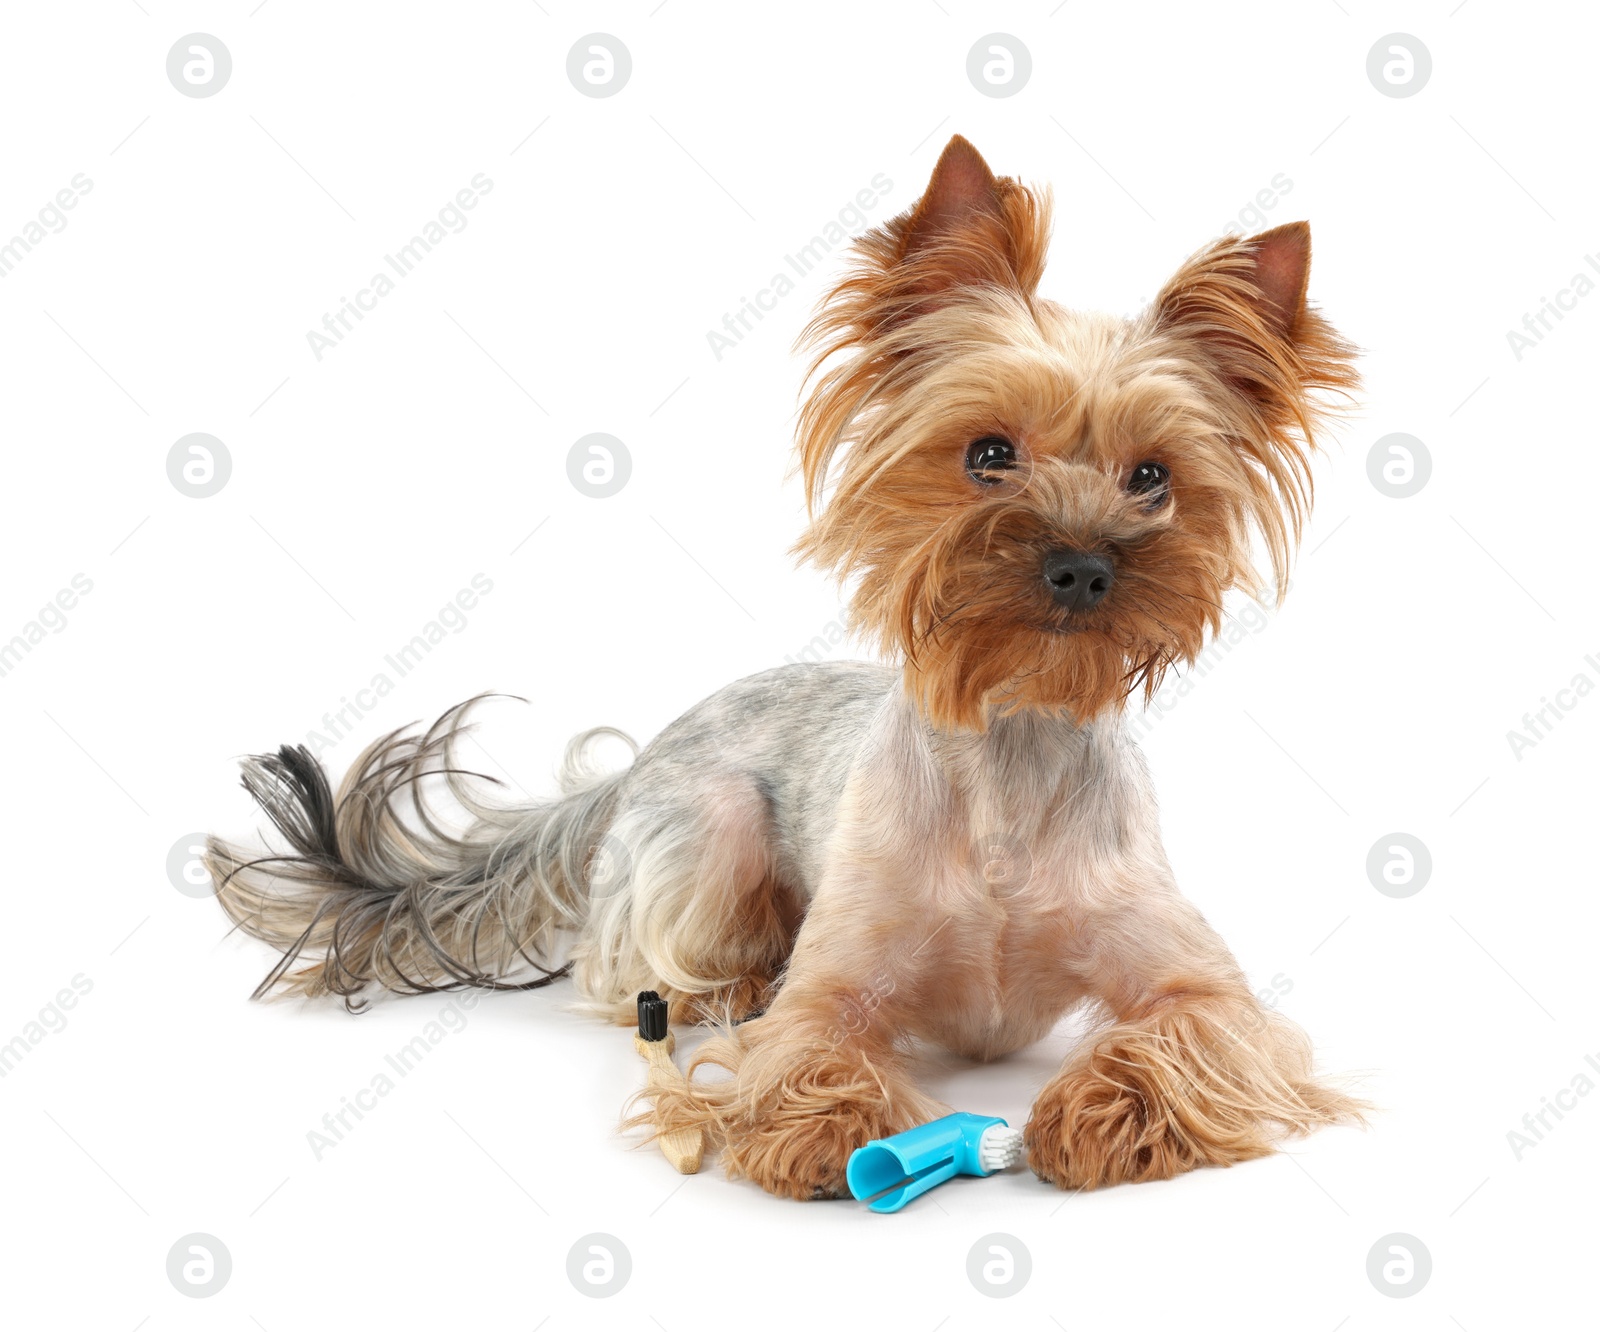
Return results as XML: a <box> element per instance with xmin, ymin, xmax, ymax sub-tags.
<box><xmin>634</xmin><ymin>991</ymin><xmax>704</xmax><ymax>1174</ymax></box>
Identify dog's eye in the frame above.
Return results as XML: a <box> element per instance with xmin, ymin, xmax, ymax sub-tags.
<box><xmin>1127</xmin><ymin>461</ymin><xmax>1171</xmax><ymax>507</ymax></box>
<box><xmin>966</xmin><ymin>436</ymin><xmax>1017</xmax><ymax>485</ymax></box>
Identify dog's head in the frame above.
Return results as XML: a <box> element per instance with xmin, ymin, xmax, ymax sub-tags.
<box><xmin>795</xmin><ymin>136</ymin><xmax>1359</xmax><ymax>729</ymax></box>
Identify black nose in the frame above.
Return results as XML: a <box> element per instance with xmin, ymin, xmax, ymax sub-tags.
<box><xmin>1042</xmin><ymin>548</ymin><xmax>1114</xmax><ymax>610</ymax></box>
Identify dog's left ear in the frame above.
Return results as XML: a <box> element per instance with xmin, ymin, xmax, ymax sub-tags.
<box><xmin>1150</xmin><ymin>222</ymin><xmax>1341</xmax><ymax>405</ymax></box>
<box><xmin>1150</xmin><ymin>222</ymin><xmax>1360</xmax><ymax>593</ymax></box>
<box><xmin>1245</xmin><ymin>221</ymin><xmax>1313</xmax><ymax>335</ymax></box>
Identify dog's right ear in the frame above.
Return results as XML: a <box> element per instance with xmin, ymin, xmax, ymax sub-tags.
<box><xmin>795</xmin><ymin>137</ymin><xmax>1050</xmax><ymax>521</ymax></box>
<box><xmin>859</xmin><ymin>136</ymin><xmax>1051</xmax><ymax>328</ymax></box>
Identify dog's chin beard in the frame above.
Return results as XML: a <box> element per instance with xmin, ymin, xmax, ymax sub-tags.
<box><xmin>900</xmin><ymin>577</ymin><xmax>1197</xmax><ymax>728</ymax></box>
<box><xmin>1039</xmin><ymin>617</ymin><xmax>1096</xmax><ymax>637</ymax></box>
<box><xmin>1010</xmin><ymin>613</ymin><xmax>1182</xmax><ymax>718</ymax></box>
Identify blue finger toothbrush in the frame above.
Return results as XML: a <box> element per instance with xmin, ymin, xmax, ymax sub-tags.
<box><xmin>846</xmin><ymin>1112</ymin><xmax>1025</xmax><ymax>1213</ymax></box>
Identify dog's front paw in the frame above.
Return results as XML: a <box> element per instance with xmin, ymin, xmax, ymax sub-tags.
<box><xmin>1027</xmin><ymin>1001</ymin><xmax>1365</xmax><ymax>1191</ymax></box>
<box><xmin>724</xmin><ymin>1096</ymin><xmax>895</xmax><ymax>1201</ymax></box>
<box><xmin>644</xmin><ymin>1010</ymin><xmax>949</xmax><ymax>1202</ymax></box>
<box><xmin>712</xmin><ymin>1029</ymin><xmax>941</xmax><ymax>1201</ymax></box>
<box><xmin>1024</xmin><ymin>1038</ymin><xmax>1233</xmax><ymax>1191</ymax></box>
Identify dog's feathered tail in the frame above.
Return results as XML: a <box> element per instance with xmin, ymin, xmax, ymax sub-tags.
<box><xmin>205</xmin><ymin>695</ymin><xmax>633</xmax><ymax>1011</ymax></box>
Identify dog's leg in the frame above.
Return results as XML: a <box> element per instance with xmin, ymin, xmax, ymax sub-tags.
<box><xmin>1025</xmin><ymin>886</ymin><xmax>1364</xmax><ymax>1190</ymax></box>
<box><xmin>641</xmin><ymin>833</ymin><xmax>951</xmax><ymax>1200</ymax></box>
<box><xmin>571</xmin><ymin>774</ymin><xmax>802</xmax><ymax>1026</ymax></box>
<box><xmin>649</xmin><ymin>1000</ymin><xmax>944</xmax><ymax>1200</ymax></box>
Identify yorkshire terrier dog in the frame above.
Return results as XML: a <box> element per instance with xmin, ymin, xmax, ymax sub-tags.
<box><xmin>208</xmin><ymin>136</ymin><xmax>1363</xmax><ymax>1200</ymax></box>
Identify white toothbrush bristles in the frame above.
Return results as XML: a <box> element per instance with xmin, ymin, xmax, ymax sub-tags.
<box><xmin>979</xmin><ymin>1124</ymin><xmax>1025</xmax><ymax>1173</ymax></box>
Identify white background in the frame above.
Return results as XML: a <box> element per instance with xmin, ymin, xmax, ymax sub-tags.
<box><xmin>2</xmin><ymin>1</ymin><xmax>1595</xmax><ymax>1327</ymax></box>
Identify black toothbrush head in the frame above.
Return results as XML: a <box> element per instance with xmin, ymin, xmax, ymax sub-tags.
<box><xmin>636</xmin><ymin>990</ymin><xmax>668</xmax><ymax>1041</ymax></box>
